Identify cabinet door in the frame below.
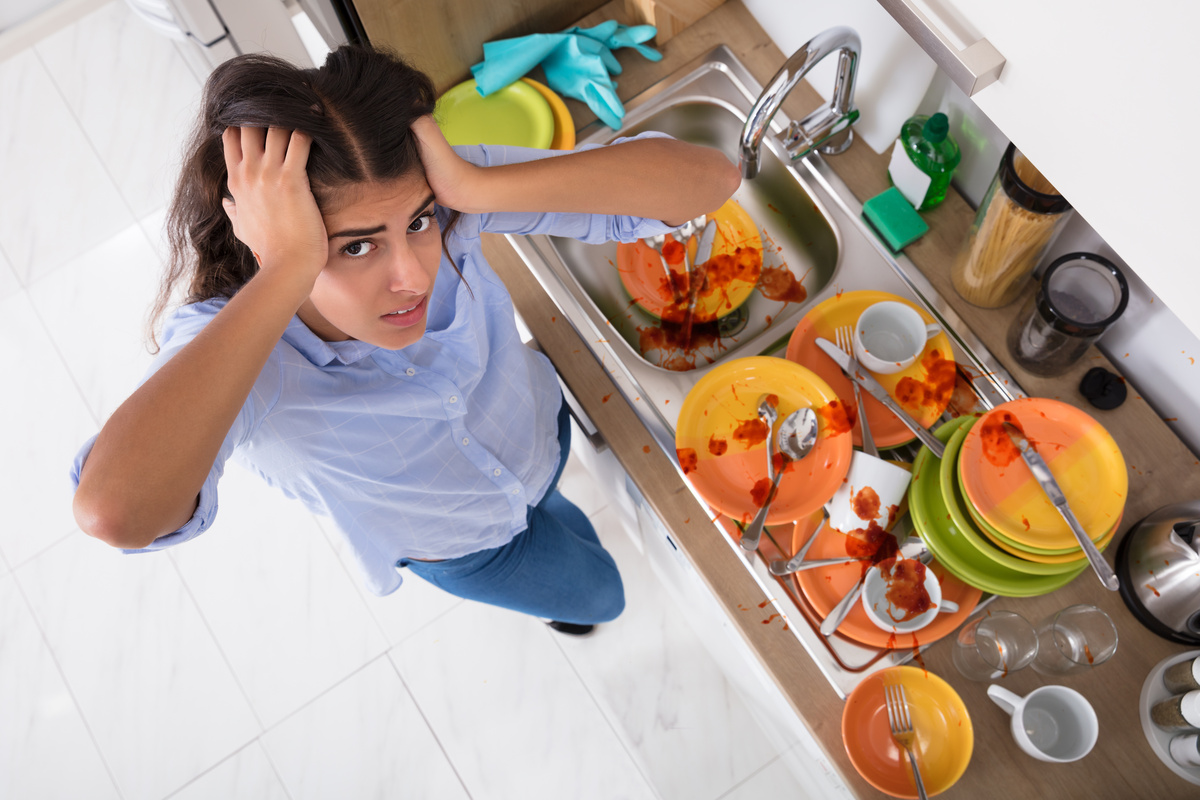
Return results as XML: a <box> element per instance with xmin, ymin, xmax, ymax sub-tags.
<box><xmin>890</xmin><ymin>0</ymin><xmax>1198</xmax><ymax>335</ymax></box>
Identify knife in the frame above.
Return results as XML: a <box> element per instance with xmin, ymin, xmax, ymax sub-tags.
<box><xmin>814</xmin><ymin>337</ymin><xmax>946</xmax><ymax>458</ymax></box>
<box><xmin>819</xmin><ymin>514</ymin><xmax>915</xmax><ymax>637</ymax></box>
<box><xmin>1002</xmin><ymin>423</ymin><xmax>1120</xmax><ymax>591</ymax></box>
<box><xmin>682</xmin><ymin>220</ymin><xmax>717</xmax><ymax>348</ymax></box>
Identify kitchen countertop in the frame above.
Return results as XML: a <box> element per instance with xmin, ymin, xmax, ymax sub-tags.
<box><xmin>449</xmin><ymin>2</ymin><xmax>1200</xmax><ymax>797</ymax></box>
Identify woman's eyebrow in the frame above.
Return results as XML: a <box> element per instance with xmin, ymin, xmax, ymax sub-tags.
<box><xmin>328</xmin><ymin>225</ymin><xmax>386</xmax><ymax>239</ymax></box>
<box><xmin>412</xmin><ymin>193</ymin><xmax>436</xmax><ymax>219</ymax></box>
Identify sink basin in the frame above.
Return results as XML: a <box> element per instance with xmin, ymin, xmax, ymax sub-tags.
<box><xmin>548</xmin><ymin>96</ymin><xmax>839</xmax><ymax>372</ymax></box>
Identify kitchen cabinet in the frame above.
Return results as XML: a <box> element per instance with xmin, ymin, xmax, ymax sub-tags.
<box><xmin>874</xmin><ymin>0</ymin><xmax>1199</xmax><ymax>337</ymax></box>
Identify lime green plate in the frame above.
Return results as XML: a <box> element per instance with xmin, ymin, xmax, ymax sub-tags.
<box><xmin>909</xmin><ymin>416</ymin><xmax>1086</xmax><ymax>596</ymax></box>
<box><xmin>435</xmin><ymin>79</ymin><xmax>554</xmax><ymax>149</ymax></box>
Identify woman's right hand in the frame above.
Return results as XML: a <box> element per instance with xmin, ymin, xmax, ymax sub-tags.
<box><xmin>221</xmin><ymin>126</ymin><xmax>328</xmax><ymax>286</ymax></box>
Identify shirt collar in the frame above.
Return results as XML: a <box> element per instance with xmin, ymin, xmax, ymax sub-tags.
<box><xmin>282</xmin><ymin>316</ymin><xmax>379</xmax><ymax>366</ymax></box>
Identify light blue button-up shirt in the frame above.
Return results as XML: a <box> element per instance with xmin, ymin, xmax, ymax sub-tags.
<box><xmin>71</xmin><ymin>136</ymin><xmax>674</xmax><ymax>596</ymax></box>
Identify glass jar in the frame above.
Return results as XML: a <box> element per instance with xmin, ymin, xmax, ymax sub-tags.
<box><xmin>1006</xmin><ymin>252</ymin><xmax>1130</xmax><ymax>375</ymax></box>
<box><xmin>951</xmin><ymin>143</ymin><xmax>1073</xmax><ymax>308</ymax></box>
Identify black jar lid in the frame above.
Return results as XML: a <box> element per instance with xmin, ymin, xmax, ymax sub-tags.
<box><xmin>1035</xmin><ymin>251</ymin><xmax>1130</xmax><ymax>337</ymax></box>
<box><xmin>999</xmin><ymin>143</ymin><xmax>1072</xmax><ymax>214</ymax></box>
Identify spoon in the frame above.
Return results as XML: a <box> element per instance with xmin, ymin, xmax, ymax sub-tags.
<box><xmin>740</xmin><ymin>405</ymin><xmax>819</xmax><ymax>552</ymax></box>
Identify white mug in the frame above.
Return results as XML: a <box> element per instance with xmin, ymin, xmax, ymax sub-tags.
<box><xmin>853</xmin><ymin>301</ymin><xmax>941</xmax><ymax>374</ymax></box>
<box><xmin>824</xmin><ymin>452</ymin><xmax>912</xmax><ymax>534</ymax></box>
<box><xmin>861</xmin><ymin>558</ymin><xmax>959</xmax><ymax>633</ymax></box>
<box><xmin>987</xmin><ymin>684</ymin><xmax>1098</xmax><ymax>763</ymax></box>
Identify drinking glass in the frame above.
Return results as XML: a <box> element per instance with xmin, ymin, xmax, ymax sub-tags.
<box><xmin>952</xmin><ymin>610</ymin><xmax>1039</xmax><ymax>681</ymax></box>
<box><xmin>1031</xmin><ymin>604</ymin><xmax>1119</xmax><ymax>676</ymax></box>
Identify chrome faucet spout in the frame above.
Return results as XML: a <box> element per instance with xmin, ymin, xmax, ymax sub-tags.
<box><xmin>739</xmin><ymin>27</ymin><xmax>861</xmax><ymax>179</ymax></box>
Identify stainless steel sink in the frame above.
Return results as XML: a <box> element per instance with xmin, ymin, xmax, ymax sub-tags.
<box><xmin>506</xmin><ymin>45</ymin><xmax>1022</xmax><ymax>697</ymax></box>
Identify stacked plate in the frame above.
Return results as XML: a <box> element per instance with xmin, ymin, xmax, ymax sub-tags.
<box><xmin>910</xmin><ymin>399</ymin><xmax>1127</xmax><ymax>597</ymax></box>
<box><xmin>435</xmin><ymin>78</ymin><xmax>575</xmax><ymax>150</ymax></box>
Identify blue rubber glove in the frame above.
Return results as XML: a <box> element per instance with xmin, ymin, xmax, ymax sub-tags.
<box><xmin>469</xmin><ymin>21</ymin><xmax>662</xmax><ymax>130</ymax></box>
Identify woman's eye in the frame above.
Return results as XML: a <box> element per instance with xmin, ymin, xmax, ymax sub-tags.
<box><xmin>341</xmin><ymin>240</ymin><xmax>375</xmax><ymax>257</ymax></box>
<box><xmin>409</xmin><ymin>211</ymin><xmax>436</xmax><ymax>234</ymax></box>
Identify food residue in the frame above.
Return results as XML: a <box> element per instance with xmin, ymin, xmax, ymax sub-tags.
<box><xmin>750</xmin><ymin>476</ymin><xmax>773</xmax><ymax>507</ymax></box>
<box><xmin>816</xmin><ymin>400</ymin><xmax>853</xmax><ymax>437</ymax></box>
<box><xmin>880</xmin><ymin>558</ymin><xmax>934</xmax><ymax>622</ymax></box>
<box><xmin>677</xmin><ymin>448</ymin><xmax>698</xmax><ymax>475</ymax></box>
<box><xmin>979</xmin><ymin>411</ymin><xmax>1025</xmax><ymax>467</ymax></box>
<box><xmin>894</xmin><ymin>349</ymin><xmax>957</xmax><ymax>412</ymax></box>
<box><xmin>708</xmin><ymin>435</ymin><xmax>728</xmax><ymax>456</ymax></box>
<box><xmin>851</xmin><ymin>485</ymin><xmax>881</xmax><ymax>522</ymax></box>
<box><xmin>732</xmin><ymin>417</ymin><xmax>769</xmax><ymax>448</ymax></box>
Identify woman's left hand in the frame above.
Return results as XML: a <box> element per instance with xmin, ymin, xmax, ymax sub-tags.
<box><xmin>412</xmin><ymin>115</ymin><xmax>478</xmax><ymax>212</ymax></box>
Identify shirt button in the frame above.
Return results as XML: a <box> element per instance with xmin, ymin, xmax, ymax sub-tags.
<box><xmin>405</xmin><ymin>368</ymin><xmax>415</xmax><ymax>376</ymax></box>
<box><xmin>493</xmin><ymin>468</ymin><xmax>502</xmax><ymax>476</ymax></box>
<box><xmin>449</xmin><ymin>395</ymin><xmax>458</xmax><ymax>404</ymax></box>
<box><xmin>462</xmin><ymin>437</ymin><xmax>470</xmax><ymax>446</ymax></box>
<box><xmin>511</xmin><ymin>489</ymin><xmax>519</xmax><ymax>495</ymax></box>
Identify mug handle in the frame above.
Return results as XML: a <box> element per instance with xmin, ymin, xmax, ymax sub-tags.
<box><xmin>924</xmin><ymin>323</ymin><xmax>942</xmax><ymax>340</ymax></box>
<box><xmin>987</xmin><ymin>684</ymin><xmax>1022</xmax><ymax>715</ymax></box>
<box><xmin>938</xmin><ymin>599</ymin><xmax>959</xmax><ymax>613</ymax></box>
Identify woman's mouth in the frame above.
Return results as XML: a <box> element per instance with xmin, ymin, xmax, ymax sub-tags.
<box><xmin>380</xmin><ymin>296</ymin><xmax>428</xmax><ymax>328</ymax></box>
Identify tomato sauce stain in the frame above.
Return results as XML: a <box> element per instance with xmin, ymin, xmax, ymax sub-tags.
<box><xmin>708</xmin><ymin>435</ymin><xmax>728</xmax><ymax>456</ymax></box>
<box><xmin>980</xmin><ymin>411</ymin><xmax>1025</xmax><ymax>467</ymax></box>
<box><xmin>762</xmin><ymin>613</ymin><xmax>781</xmax><ymax>625</ymax></box>
<box><xmin>894</xmin><ymin>349</ymin><xmax>957</xmax><ymax>411</ymax></box>
<box><xmin>817</xmin><ymin>400</ymin><xmax>853</xmax><ymax>436</ymax></box>
<box><xmin>1145</xmin><ymin>583</ymin><xmax>1160</xmax><ymax>597</ymax></box>
<box><xmin>732</xmin><ymin>418</ymin><xmax>769</xmax><ymax>448</ymax></box>
<box><xmin>852</xmin><ymin>485</ymin><xmax>881</xmax><ymax>521</ymax></box>
<box><xmin>880</xmin><ymin>558</ymin><xmax>933</xmax><ymax>622</ymax></box>
<box><xmin>677</xmin><ymin>448</ymin><xmax>698</xmax><ymax>474</ymax></box>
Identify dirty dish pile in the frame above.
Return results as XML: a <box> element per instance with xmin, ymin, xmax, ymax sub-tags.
<box><xmin>842</xmin><ymin>666</ymin><xmax>973</xmax><ymax>797</ymax></box>
<box><xmin>908</xmin><ymin>401</ymin><xmax>1125</xmax><ymax>596</ymax></box>
<box><xmin>786</xmin><ymin>290</ymin><xmax>957</xmax><ymax>450</ymax></box>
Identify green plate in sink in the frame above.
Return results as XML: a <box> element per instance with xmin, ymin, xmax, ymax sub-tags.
<box><xmin>909</xmin><ymin>415</ymin><xmax>1086</xmax><ymax>597</ymax></box>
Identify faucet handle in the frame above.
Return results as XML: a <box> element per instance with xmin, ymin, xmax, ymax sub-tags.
<box><xmin>783</xmin><ymin>109</ymin><xmax>860</xmax><ymax>161</ymax></box>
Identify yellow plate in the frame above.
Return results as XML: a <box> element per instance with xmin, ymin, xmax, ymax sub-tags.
<box><xmin>675</xmin><ymin>357</ymin><xmax>853</xmax><ymax>526</ymax></box>
<box><xmin>843</xmin><ymin>666</ymin><xmax>973</xmax><ymax>798</ymax></box>
<box><xmin>435</xmin><ymin>79</ymin><xmax>554</xmax><ymax>149</ymax></box>
<box><xmin>520</xmin><ymin>78</ymin><xmax>574</xmax><ymax>150</ymax></box>
<box><xmin>616</xmin><ymin>198</ymin><xmax>762</xmax><ymax>324</ymax></box>
<box><xmin>958</xmin><ymin>398</ymin><xmax>1127</xmax><ymax>551</ymax></box>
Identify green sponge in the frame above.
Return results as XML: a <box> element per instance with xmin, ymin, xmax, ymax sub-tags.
<box><xmin>862</xmin><ymin>187</ymin><xmax>929</xmax><ymax>251</ymax></box>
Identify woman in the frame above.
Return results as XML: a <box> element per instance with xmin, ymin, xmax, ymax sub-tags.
<box><xmin>71</xmin><ymin>44</ymin><xmax>739</xmax><ymax>633</ymax></box>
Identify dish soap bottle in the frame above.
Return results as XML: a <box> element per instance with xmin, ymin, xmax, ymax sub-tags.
<box><xmin>890</xmin><ymin>112</ymin><xmax>961</xmax><ymax>211</ymax></box>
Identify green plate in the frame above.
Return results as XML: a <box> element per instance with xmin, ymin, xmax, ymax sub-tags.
<box><xmin>940</xmin><ymin>418</ymin><xmax>1089</xmax><ymax>578</ymax></box>
<box><xmin>909</xmin><ymin>416</ymin><xmax>1087</xmax><ymax>596</ymax></box>
<box><xmin>435</xmin><ymin>79</ymin><xmax>554</xmax><ymax>149</ymax></box>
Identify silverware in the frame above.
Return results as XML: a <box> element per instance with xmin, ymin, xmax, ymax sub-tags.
<box><xmin>682</xmin><ymin>219</ymin><xmax>717</xmax><ymax>348</ymax></box>
<box><xmin>1002</xmin><ymin>422</ymin><xmax>1120</xmax><ymax>591</ymax></box>
<box><xmin>814</xmin><ymin>337</ymin><xmax>945</xmax><ymax>458</ymax></box>
<box><xmin>642</xmin><ymin>233</ymin><xmax>681</xmax><ymax>304</ymax></box>
<box><xmin>820</xmin><ymin>516</ymin><xmax>915</xmax><ymax>636</ymax></box>
<box><xmin>884</xmin><ymin>682</ymin><xmax>929</xmax><ymax>800</ymax></box>
<box><xmin>834</xmin><ymin>325</ymin><xmax>877</xmax><ymax>458</ymax></box>
<box><xmin>768</xmin><ymin>511</ymin><xmax>827</xmax><ymax>575</ymax></box>
<box><xmin>741</xmin><ymin>406</ymin><xmax>818</xmax><ymax>553</ymax></box>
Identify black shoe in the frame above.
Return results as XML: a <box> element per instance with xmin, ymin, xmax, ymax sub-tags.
<box><xmin>545</xmin><ymin>620</ymin><xmax>594</xmax><ymax>636</ymax></box>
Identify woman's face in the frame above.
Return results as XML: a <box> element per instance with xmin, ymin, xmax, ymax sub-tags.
<box><xmin>297</xmin><ymin>174</ymin><xmax>442</xmax><ymax>350</ymax></box>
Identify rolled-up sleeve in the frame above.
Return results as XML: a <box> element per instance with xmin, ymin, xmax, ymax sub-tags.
<box><xmin>450</xmin><ymin>133</ymin><xmax>676</xmax><ymax>242</ymax></box>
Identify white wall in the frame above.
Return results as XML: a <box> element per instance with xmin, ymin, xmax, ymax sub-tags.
<box><xmin>741</xmin><ymin>0</ymin><xmax>1200</xmax><ymax>456</ymax></box>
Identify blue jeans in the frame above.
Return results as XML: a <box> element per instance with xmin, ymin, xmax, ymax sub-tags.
<box><xmin>400</xmin><ymin>401</ymin><xmax>625</xmax><ymax>625</ymax></box>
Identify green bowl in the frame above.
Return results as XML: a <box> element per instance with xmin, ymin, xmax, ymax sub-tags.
<box><xmin>939</xmin><ymin>419</ymin><xmax>1088</xmax><ymax>578</ymax></box>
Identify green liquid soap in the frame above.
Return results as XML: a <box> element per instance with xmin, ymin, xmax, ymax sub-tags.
<box><xmin>893</xmin><ymin>112</ymin><xmax>961</xmax><ymax>211</ymax></box>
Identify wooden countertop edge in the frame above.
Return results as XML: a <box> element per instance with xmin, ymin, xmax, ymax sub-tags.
<box><xmin>475</xmin><ymin>2</ymin><xmax>1200</xmax><ymax>798</ymax></box>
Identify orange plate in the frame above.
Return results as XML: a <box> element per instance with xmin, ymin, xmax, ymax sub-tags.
<box><xmin>958</xmin><ymin>397</ymin><xmax>1127</xmax><ymax>551</ymax></box>
<box><xmin>785</xmin><ymin>290</ymin><xmax>955</xmax><ymax>449</ymax></box>
<box><xmin>793</xmin><ymin>516</ymin><xmax>981</xmax><ymax>648</ymax></box>
<box><xmin>675</xmin><ymin>357</ymin><xmax>853</xmax><ymax>526</ymax></box>
<box><xmin>520</xmin><ymin>78</ymin><xmax>574</xmax><ymax>150</ymax></box>
<box><xmin>843</xmin><ymin>666</ymin><xmax>974</xmax><ymax>798</ymax></box>
<box><xmin>616</xmin><ymin>198</ymin><xmax>762</xmax><ymax>323</ymax></box>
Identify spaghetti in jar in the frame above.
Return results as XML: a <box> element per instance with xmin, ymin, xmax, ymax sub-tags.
<box><xmin>951</xmin><ymin>144</ymin><xmax>1072</xmax><ymax>308</ymax></box>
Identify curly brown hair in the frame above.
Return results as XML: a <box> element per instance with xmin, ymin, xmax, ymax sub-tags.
<box><xmin>150</xmin><ymin>45</ymin><xmax>461</xmax><ymax>350</ymax></box>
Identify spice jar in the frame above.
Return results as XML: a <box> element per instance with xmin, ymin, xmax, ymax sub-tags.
<box><xmin>1151</xmin><ymin>690</ymin><xmax>1200</xmax><ymax>732</ymax></box>
<box><xmin>1165</xmin><ymin>656</ymin><xmax>1200</xmax><ymax>694</ymax></box>
<box><xmin>1170</xmin><ymin>733</ymin><xmax>1200</xmax><ymax>769</ymax></box>
<box><xmin>951</xmin><ymin>143</ymin><xmax>1073</xmax><ymax>308</ymax></box>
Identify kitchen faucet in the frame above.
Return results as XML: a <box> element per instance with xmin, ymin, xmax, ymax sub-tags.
<box><xmin>739</xmin><ymin>26</ymin><xmax>861</xmax><ymax>179</ymax></box>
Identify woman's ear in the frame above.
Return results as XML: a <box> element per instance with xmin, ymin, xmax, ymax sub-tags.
<box><xmin>221</xmin><ymin>197</ymin><xmax>239</xmax><ymax>239</ymax></box>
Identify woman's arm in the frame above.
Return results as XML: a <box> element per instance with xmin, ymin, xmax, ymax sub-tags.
<box><xmin>74</xmin><ymin>127</ymin><xmax>328</xmax><ymax>549</ymax></box>
<box><xmin>413</xmin><ymin>117</ymin><xmax>741</xmax><ymax>227</ymax></box>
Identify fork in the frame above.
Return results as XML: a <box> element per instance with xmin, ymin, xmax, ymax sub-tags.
<box><xmin>884</xmin><ymin>682</ymin><xmax>929</xmax><ymax>800</ymax></box>
<box><xmin>835</xmin><ymin>325</ymin><xmax>877</xmax><ymax>457</ymax></box>
<box><xmin>642</xmin><ymin>232</ymin><xmax>682</xmax><ymax>304</ymax></box>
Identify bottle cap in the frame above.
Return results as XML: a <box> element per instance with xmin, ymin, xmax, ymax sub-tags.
<box><xmin>923</xmin><ymin>113</ymin><xmax>949</xmax><ymax>143</ymax></box>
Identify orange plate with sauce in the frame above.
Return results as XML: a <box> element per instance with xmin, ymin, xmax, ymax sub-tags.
<box><xmin>958</xmin><ymin>397</ymin><xmax>1127</xmax><ymax>551</ymax></box>
<box><xmin>616</xmin><ymin>198</ymin><xmax>762</xmax><ymax>323</ymax></box>
<box><xmin>675</xmin><ymin>357</ymin><xmax>852</xmax><ymax>526</ymax></box>
<box><xmin>842</xmin><ymin>666</ymin><xmax>973</xmax><ymax>798</ymax></box>
<box><xmin>793</xmin><ymin>516</ymin><xmax>981</xmax><ymax>648</ymax></box>
<box><xmin>785</xmin><ymin>291</ymin><xmax>955</xmax><ymax>449</ymax></box>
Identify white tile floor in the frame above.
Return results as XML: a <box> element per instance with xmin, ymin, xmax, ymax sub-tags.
<box><xmin>0</xmin><ymin>3</ymin><xmax>821</xmax><ymax>798</ymax></box>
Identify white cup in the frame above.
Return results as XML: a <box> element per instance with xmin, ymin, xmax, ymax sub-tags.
<box><xmin>861</xmin><ymin>557</ymin><xmax>959</xmax><ymax>633</ymax></box>
<box><xmin>987</xmin><ymin>684</ymin><xmax>1098</xmax><ymax>763</ymax></box>
<box><xmin>853</xmin><ymin>301</ymin><xmax>941</xmax><ymax>374</ymax></box>
<box><xmin>824</xmin><ymin>452</ymin><xmax>912</xmax><ymax>534</ymax></box>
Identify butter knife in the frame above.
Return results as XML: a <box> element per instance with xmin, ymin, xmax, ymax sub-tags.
<box><xmin>1002</xmin><ymin>422</ymin><xmax>1120</xmax><ymax>591</ymax></box>
<box><xmin>820</xmin><ymin>515</ymin><xmax>914</xmax><ymax>636</ymax></box>
<box><xmin>815</xmin><ymin>337</ymin><xmax>945</xmax><ymax>458</ymax></box>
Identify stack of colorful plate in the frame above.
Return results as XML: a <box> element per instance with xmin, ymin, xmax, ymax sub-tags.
<box><xmin>909</xmin><ymin>398</ymin><xmax>1127</xmax><ymax>597</ymax></box>
<box><xmin>435</xmin><ymin>78</ymin><xmax>575</xmax><ymax>151</ymax></box>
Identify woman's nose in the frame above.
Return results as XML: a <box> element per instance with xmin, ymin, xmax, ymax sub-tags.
<box><xmin>385</xmin><ymin>245</ymin><xmax>431</xmax><ymax>294</ymax></box>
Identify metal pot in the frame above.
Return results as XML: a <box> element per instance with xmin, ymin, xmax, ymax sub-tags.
<box><xmin>1116</xmin><ymin>499</ymin><xmax>1200</xmax><ymax>645</ymax></box>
